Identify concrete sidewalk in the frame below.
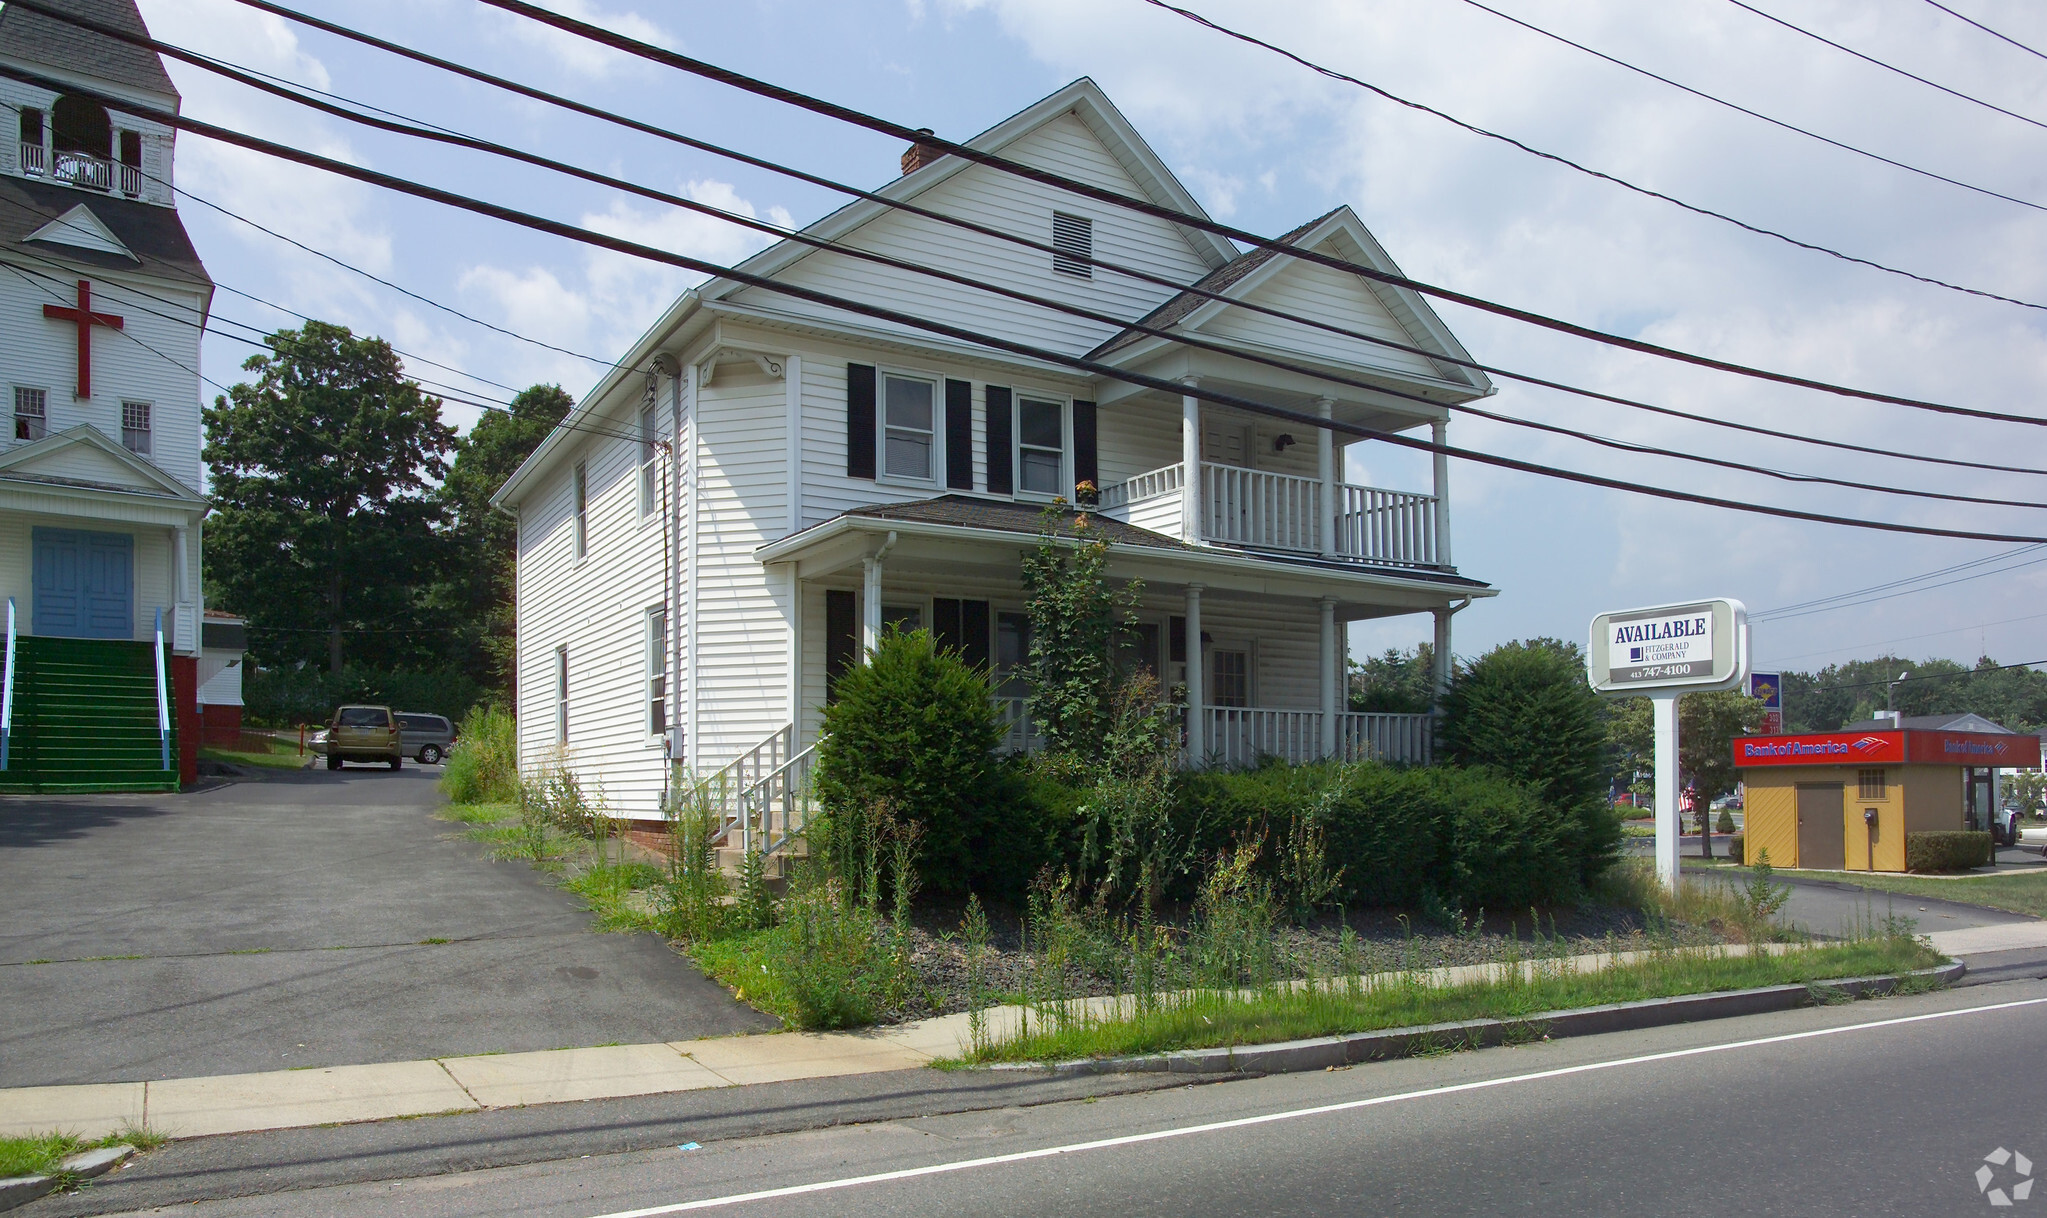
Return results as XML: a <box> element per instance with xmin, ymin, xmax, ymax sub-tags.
<box><xmin>7</xmin><ymin>928</ymin><xmax>2037</xmax><ymax>1144</ymax></box>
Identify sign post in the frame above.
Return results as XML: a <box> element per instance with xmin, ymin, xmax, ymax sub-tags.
<box><xmin>1749</xmin><ymin>671</ymin><xmax>1783</xmax><ymax>735</ymax></box>
<box><xmin>1589</xmin><ymin>599</ymin><xmax>1751</xmax><ymax>894</ymax></box>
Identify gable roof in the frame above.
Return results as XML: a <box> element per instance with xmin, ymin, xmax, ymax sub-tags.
<box><xmin>1088</xmin><ymin>206</ymin><xmax>1491</xmax><ymax>396</ymax></box>
<box><xmin>0</xmin><ymin>0</ymin><xmax>178</xmax><ymax>101</ymax></box>
<box><xmin>25</xmin><ymin>201</ymin><xmax>134</xmax><ymax>258</ymax></box>
<box><xmin>1844</xmin><ymin>712</ymin><xmax>2019</xmax><ymax>734</ymax></box>
<box><xmin>0</xmin><ymin>423</ymin><xmax>205</xmax><ymax>502</ymax></box>
<box><xmin>700</xmin><ymin>77</ymin><xmax>1238</xmax><ymax>300</ymax></box>
<box><xmin>0</xmin><ymin>173</ymin><xmax>210</xmax><ymax>286</ymax></box>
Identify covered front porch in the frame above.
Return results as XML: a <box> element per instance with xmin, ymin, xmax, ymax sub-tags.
<box><xmin>754</xmin><ymin>497</ymin><xmax>1492</xmax><ymax>770</ymax></box>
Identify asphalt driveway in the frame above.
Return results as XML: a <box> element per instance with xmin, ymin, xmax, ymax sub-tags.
<box><xmin>0</xmin><ymin>767</ymin><xmax>773</xmax><ymax>1087</ymax></box>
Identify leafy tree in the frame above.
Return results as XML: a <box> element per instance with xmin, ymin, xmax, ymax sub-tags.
<box><xmin>814</xmin><ymin>629</ymin><xmax>1011</xmax><ymax>897</ymax></box>
<box><xmin>1019</xmin><ymin>506</ymin><xmax>1142</xmax><ymax>762</ymax></box>
<box><xmin>1348</xmin><ymin>644</ymin><xmax>1436</xmax><ymax>713</ymax></box>
<box><xmin>204</xmin><ymin>322</ymin><xmax>455</xmax><ymax>672</ymax></box>
<box><xmin>437</xmin><ymin>384</ymin><xmax>574</xmax><ymax>692</ymax></box>
<box><xmin>2007</xmin><ymin>770</ymin><xmax>2046</xmax><ymax>817</ymax></box>
<box><xmin>1608</xmin><ymin>689</ymin><xmax>1766</xmax><ymax>858</ymax></box>
<box><xmin>1438</xmin><ymin>638</ymin><xmax>1617</xmax><ymax>890</ymax></box>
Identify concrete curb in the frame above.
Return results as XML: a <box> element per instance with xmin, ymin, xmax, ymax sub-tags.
<box><xmin>0</xmin><ymin>1145</ymin><xmax>135</xmax><ymax>1213</ymax></box>
<box><xmin>0</xmin><ymin>1176</ymin><xmax>56</xmax><ymax>1214</ymax></box>
<box><xmin>1034</xmin><ymin>961</ymin><xmax>1967</xmax><ymax>1078</ymax></box>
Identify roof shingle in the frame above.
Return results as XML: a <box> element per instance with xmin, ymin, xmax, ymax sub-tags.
<box><xmin>0</xmin><ymin>0</ymin><xmax>178</xmax><ymax>99</ymax></box>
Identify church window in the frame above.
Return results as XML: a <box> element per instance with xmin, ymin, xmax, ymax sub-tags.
<box><xmin>122</xmin><ymin>400</ymin><xmax>151</xmax><ymax>454</ymax></box>
<box><xmin>51</xmin><ymin>95</ymin><xmax>111</xmax><ymax>159</ymax></box>
<box><xmin>17</xmin><ymin>109</ymin><xmax>46</xmax><ymax>175</ymax></box>
<box><xmin>13</xmin><ymin>388</ymin><xmax>46</xmax><ymax>442</ymax></box>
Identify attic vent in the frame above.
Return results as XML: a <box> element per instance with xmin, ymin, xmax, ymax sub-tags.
<box><xmin>1052</xmin><ymin>211</ymin><xmax>1093</xmax><ymax>278</ymax></box>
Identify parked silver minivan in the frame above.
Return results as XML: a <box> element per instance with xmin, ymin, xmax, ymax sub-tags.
<box><xmin>396</xmin><ymin>712</ymin><xmax>457</xmax><ymax>765</ymax></box>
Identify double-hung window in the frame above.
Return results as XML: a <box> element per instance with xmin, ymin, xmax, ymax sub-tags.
<box><xmin>555</xmin><ymin>645</ymin><xmax>570</xmax><ymax>743</ymax></box>
<box><xmin>1211</xmin><ymin>650</ymin><xmax>1249</xmax><ymax>708</ymax></box>
<box><xmin>572</xmin><ymin>461</ymin><xmax>589</xmax><ymax>560</ymax></box>
<box><xmin>881</xmin><ymin>373</ymin><xmax>935</xmax><ymax>482</ymax></box>
<box><xmin>121</xmin><ymin>400</ymin><xmax>151</xmax><ymax>454</ymax></box>
<box><xmin>13</xmin><ymin>388</ymin><xmax>46</xmax><ymax>442</ymax></box>
<box><xmin>638</xmin><ymin>403</ymin><xmax>659</xmax><ymax>518</ymax></box>
<box><xmin>646</xmin><ymin>607</ymin><xmax>668</xmax><ymax>736</ymax></box>
<box><xmin>1017</xmin><ymin>397</ymin><xmax>1064</xmax><ymax>496</ymax></box>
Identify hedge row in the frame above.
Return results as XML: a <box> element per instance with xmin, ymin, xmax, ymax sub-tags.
<box><xmin>1906</xmin><ymin>831</ymin><xmax>1993</xmax><ymax>873</ymax></box>
<box><xmin>1176</xmin><ymin>761</ymin><xmax>1596</xmax><ymax>912</ymax></box>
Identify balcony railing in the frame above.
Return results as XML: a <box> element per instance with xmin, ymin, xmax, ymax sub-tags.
<box><xmin>22</xmin><ymin>145</ymin><xmax>142</xmax><ymax>197</ymax></box>
<box><xmin>1100</xmin><ymin>461</ymin><xmax>1440</xmax><ymax>568</ymax></box>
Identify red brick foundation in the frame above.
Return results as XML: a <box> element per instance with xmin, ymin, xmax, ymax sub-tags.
<box><xmin>173</xmin><ymin>655</ymin><xmax>199</xmax><ymax>788</ymax></box>
<box><xmin>199</xmin><ymin>703</ymin><xmax>244</xmax><ymax>747</ymax></box>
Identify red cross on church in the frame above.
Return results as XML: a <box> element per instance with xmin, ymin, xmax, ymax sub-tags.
<box><xmin>42</xmin><ymin>280</ymin><xmax>124</xmax><ymax>400</ymax></box>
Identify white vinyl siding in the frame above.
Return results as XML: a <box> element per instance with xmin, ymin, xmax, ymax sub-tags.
<box><xmin>731</xmin><ymin>114</ymin><xmax>1214</xmax><ymax>357</ymax></box>
<box><xmin>1201</xmin><ymin>250</ymin><xmax>1444</xmax><ymax>382</ymax></box>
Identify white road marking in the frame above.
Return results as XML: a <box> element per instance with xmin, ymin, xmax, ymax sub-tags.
<box><xmin>589</xmin><ymin>992</ymin><xmax>2047</xmax><ymax>1216</ymax></box>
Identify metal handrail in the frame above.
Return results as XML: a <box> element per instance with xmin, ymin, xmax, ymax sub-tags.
<box><xmin>737</xmin><ymin>742</ymin><xmax>818</xmax><ymax>858</ymax></box>
<box><xmin>153</xmin><ymin>607</ymin><xmax>170</xmax><ymax>771</ymax></box>
<box><xmin>1</xmin><ymin>598</ymin><xmax>15</xmax><ymax>771</ymax></box>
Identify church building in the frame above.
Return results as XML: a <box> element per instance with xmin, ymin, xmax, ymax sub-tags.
<box><xmin>0</xmin><ymin>0</ymin><xmax>218</xmax><ymax>788</ymax></box>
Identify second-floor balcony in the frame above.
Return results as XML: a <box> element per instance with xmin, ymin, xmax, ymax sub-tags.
<box><xmin>1097</xmin><ymin>461</ymin><xmax>1442</xmax><ymax>569</ymax></box>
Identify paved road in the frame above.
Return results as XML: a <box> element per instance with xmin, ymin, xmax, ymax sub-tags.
<box><xmin>80</xmin><ymin>979</ymin><xmax>2047</xmax><ymax>1217</ymax></box>
<box><xmin>1685</xmin><ymin>868</ymin><xmax>2038</xmax><ymax>939</ymax></box>
<box><xmin>0</xmin><ymin>768</ymin><xmax>772</xmax><ymax>1086</ymax></box>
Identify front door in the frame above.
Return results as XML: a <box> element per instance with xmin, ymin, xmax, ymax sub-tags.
<box><xmin>32</xmin><ymin>528</ymin><xmax>133</xmax><ymax>639</ymax></box>
<box><xmin>1796</xmin><ymin>783</ymin><xmax>1846</xmax><ymax>870</ymax></box>
<box><xmin>1203</xmin><ymin>422</ymin><xmax>1254</xmax><ymax>468</ymax></box>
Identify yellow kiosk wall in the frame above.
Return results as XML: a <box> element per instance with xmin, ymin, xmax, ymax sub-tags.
<box><xmin>1743</xmin><ymin>765</ymin><xmax>1965</xmax><ymax>872</ymax></box>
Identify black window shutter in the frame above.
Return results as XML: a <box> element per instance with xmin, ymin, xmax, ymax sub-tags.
<box><xmin>985</xmin><ymin>386</ymin><xmax>1013</xmax><ymax>495</ymax></box>
<box><xmin>825</xmin><ymin>589</ymin><xmax>857</xmax><ymax>700</ymax></box>
<box><xmin>960</xmin><ymin>599</ymin><xmax>991</xmax><ymax>672</ymax></box>
<box><xmin>846</xmin><ymin>364</ymin><xmax>876</xmax><ymax>480</ymax></box>
<box><xmin>945</xmin><ymin>379</ymin><xmax>973</xmax><ymax>489</ymax></box>
<box><xmin>1073</xmin><ymin>400</ymin><xmax>1098</xmax><ymax>503</ymax></box>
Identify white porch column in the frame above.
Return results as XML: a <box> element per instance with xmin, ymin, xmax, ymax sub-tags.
<box><xmin>1432</xmin><ymin>606</ymin><xmax>1454</xmax><ymax>706</ymax></box>
<box><xmin>1180</xmin><ymin>377</ymin><xmax>1201</xmax><ymax>543</ymax></box>
<box><xmin>1431</xmin><ymin>419</ymin><xmax>1452</xmax><ymax>568</ymax></box>
<box><xmin>862</xmin><ymin>556</ymin><xmax>883</xmax><ymax>660</ymax></box>
<box><xmin>1319</xmin><ymin>596</ymin><xmax>1339</xmax><ymax>758</ymax></box>
<box><xmin>1316</xmin><ymin>398</ymin><xmax>1337</xmax><ymax>559</ymax></box>
<box><xmin>784</xmin><ymin>564</ymin><xmax>801</xmax><ymax>731</ymax></box>
<box><xmin>172</xmin><ymin>525</ymin><xmax>189</xmax><ymax>604</ymax></box>
<box><xmin>1184</xmin><ymin>583</ymin><xmax>1205</xmax><ymax>763</ymax></box>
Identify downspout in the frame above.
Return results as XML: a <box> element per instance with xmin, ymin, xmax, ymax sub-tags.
<box><xmin>666</xmin><ymin>356</ymin><xmax>685</xmax><ymax>790</ymax></box>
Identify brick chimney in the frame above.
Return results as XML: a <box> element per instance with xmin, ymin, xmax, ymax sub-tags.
<box><xmin>900</xmin><ymin>129</ymin><xmax>942</xmax><ymax>176</ymax></box>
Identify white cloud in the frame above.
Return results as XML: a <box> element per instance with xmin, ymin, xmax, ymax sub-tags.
<box><xmin>479</xmin><ymin>0</ymin><xmax>677</xmax><ymax>78</ymax></box>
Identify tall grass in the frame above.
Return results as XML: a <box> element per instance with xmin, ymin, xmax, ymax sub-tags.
<box><xmin>441</xmin><ymin>704</ymin><xmax>519</xmax><ymax>804</ymax></box>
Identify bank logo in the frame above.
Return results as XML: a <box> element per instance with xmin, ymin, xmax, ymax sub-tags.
<box><xmin>1850</xmin><ymin>736</ymin><xmax>1888</xmax><ymax>754</ymax></box>
<box><xmin>1978</xmin><ymin>1147</ymin><xmax>2034</xmax><ymax>1206</ymax></box>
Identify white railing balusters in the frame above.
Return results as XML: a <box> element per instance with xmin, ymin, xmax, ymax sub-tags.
<box><xmin>736</xmin><ymin>742</ymin><xmax>817</xmax><ymax>859</ymax></box>
<box><xmin>1203</xmin><ymin>707</ymin><xmax>1432</xmax><ymax>766</ymax></box>
<box><xmin>2</xmin><ymin>598</ymin><xmax>15</xmax><ymax>771</ymax></box>
<box><xmin>704</xmin><ymin>724</ymin><xmax>793</xmax><ymax>843</ymax></box>
<box><xmin>1096</xmin><ymin>461</ymin><xmax>1441</xmax><ymax>567</ymax></box>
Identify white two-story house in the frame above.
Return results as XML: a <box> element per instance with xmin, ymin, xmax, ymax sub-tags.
<box><xmin>0</xmin><ymin>0</ymin><xmax>216</xmax><ymax>789</ymax></box>
<box><xmin>495</xmin><ymin>80</ymin><xmax>1497</xmax><ymax>817</ymax></box>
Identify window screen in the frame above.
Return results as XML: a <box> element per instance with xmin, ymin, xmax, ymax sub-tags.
<box><xmin>14</xmin><ymin>387</ymin><xmax>46</xmax><ymax>442</ymax></box>
<box><xmin>1017</xmin><ymin>398</ymin><xmax>1063</xmax><ymax>495</ymax></box>
<box><xmin>882</xmin><ymin>374</ymin><xmax>934</xmax><ymax>480</ymax></box>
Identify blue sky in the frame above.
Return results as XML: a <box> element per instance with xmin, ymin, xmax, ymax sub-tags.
<box><xmin>130</xmin><ymin>0</ymin><xmax>2047</xmax><ymax>676</ymax></box>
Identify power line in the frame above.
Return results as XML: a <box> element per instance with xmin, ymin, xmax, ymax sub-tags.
<box><xmin>1798</xmin><ymin>657</ymin><xmax>2046</xmax><ymax>694</ymax></box>
<box><xmin>1752</xmin><ymin>549</ymin><xmax>2047</xmax><ymax>623</ymax></box>
<box><xmin>1726</xmin><ymin>0</ymin><xmax>2047</xmax><ymax>133</ymax></box>
<box><xmin>10</xmin><ymin>63</ymin><xmax>2044</xmax><ymax>547</ymax></box>
<box><xmin>125</xmin><ymin>1</ymin><xmax>2047</xmax><ymax>479</ymax></box>
<box><xmin>1769</xmin><ymin>608</ymin><xmax>2047</xmax><ymax>666</ymax></box>
<box><xmin>1754</xmin><ymin>542</ymin><xmax>2047</xmax><ymax>618</ymax></box>
<box><xmin>462</xmin><ymin>0</ymin><xmax>2047</xmax><ymax>428</ymax></box>
<box><xmin>1154</xmin><ymin>0</ymin><xmax>2047</xmax><ymax>316</ymax></box>
<box><xmin>1459</xmin><ymin>0</ymin><xmax>2047</xmax><ymax>212</ymax></box>
<box><xmin>1922</xmin><ymin>0</ymin><xmax>2047</xmax><ymax>64</ymax></box>
<box><xmin>90</xmin><ymin>38</ymin><xmax>2047</xmax><ymax>514</ymax></box>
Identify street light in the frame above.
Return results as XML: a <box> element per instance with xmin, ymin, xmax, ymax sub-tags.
<box><xmin>1887</xmin><ymin>669</ymin><xmax>1911</xmax><ymax>723</ymax></box>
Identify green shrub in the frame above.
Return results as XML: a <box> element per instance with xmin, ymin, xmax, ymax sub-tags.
<box><xmin>242</xmin><ymin>663</ymin><xmax>484</xmax><ymax>726</ymax></box>
<box><xmin>441</xmin><ymin>703</ymin><xmax>518</xmax><ymax>804</ymax></box>
<box><xmin>815</xmin><ymin>629</ymin><xmax>1005</xmax><ymax>897</ymax></box>
<box><xmin>1716</xmin><ymin>808</ymin><xmax>1737</xmax><ymax>835</ymax></box>
<box><xmin>1176</xmin><ymin>760</ymin><xmax>1574</xmax><ymax>913</ymax></box>
<box><xmin>768</xmin><ymin>881</ymin><xmax>880</xmax><ymax>1030</ymax></box>
<box><xmin>1439</xmin><ymin>638</ymin><xmax>1619</xmax><ymax>892</ymax></box>
<box><xmin>1907</xmin><ymin>831</ymin><xmax>1993</xmax><ymax>873</ymax></box>
<box><xmin>1729</xmin><ymin>832</ymin><xmax>1745</xmax><ymax>865</ymax></box>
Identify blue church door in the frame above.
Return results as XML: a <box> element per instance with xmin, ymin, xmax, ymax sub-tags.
<box><xmin>33</xmin><ymin>528</ymin><xmax>135</xmax><ymax>639</ymax></box>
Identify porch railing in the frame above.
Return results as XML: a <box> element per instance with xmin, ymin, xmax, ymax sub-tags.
<box><xmin>40</xmin><ymin>148</ymin><xmax>142</xmax><ymax>197</ymax></box>
<box><xmin>18</xmin><ymin>141</ymin><xmax>46</xmax><ymax>176</ymax></box>
<box><xmin>1204</xmin><ymin>707</ymin><xmax>1433</xmax><ymax>767</ymax></box>
<box><xmin>701</xmin><ymin>724</ymin><xmax>792</xmax><ymax>840</ymax></box>
<box><xmin>1</xmin><ymin>598</ymin><xmax>15</xmax><ymax>771</ymax></box>
<box><xmin>995</xmin><ymin>694</ymin><xmax>1044</xmax><ymax>753</ymax></box>
<box><xmin>1098</xmin><ymin>461</ymin><xmax>1439</xmax><ymax>567</ymax></box>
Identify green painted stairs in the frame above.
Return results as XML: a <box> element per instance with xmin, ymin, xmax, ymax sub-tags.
<box><xmin>0</xmin><ymin>635</ymin><xmax>179</xmax><ymax>793</ymax></box>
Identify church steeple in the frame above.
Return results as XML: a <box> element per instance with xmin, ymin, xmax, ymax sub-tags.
<box><xmin>0</xmin><ymin>0</ymin><xmax>180</xmax><ymax>103</ymax></box>
<box><xmin>1</xmin><ymin>0</ymin><xmax>183</xmax><ymax>206</ymax></box>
